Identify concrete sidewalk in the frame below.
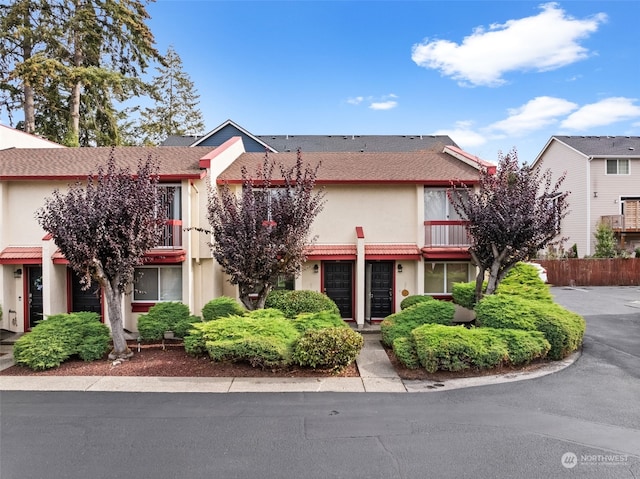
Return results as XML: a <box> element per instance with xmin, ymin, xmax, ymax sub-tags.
<box><xmin>0</xmin><ymin>332</ymin><xmax>578</xmax><ymax>394</ymax></box>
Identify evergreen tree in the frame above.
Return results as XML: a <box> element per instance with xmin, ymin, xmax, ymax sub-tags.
<box><xmin>0</xmin><ymin>0</ymin><xmax>161</xmax><ymax>146</ymax></box>
<box><xmin>136</xmin><ymin>46</ymin><xmax>205</xmax><ymax>145</ymax></box>
<box><xmin>593</xmin><ymin>222</ymin><xmax>617</xmax><ymax>258</ymax></box>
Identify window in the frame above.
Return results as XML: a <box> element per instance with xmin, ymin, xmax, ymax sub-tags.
<box><xmin>274</xmin><ymin>274</ymin><xmax>295</xmax><ymax>291</ymax></box>
<box><xmin>158</xmin><ymin>185</ymin><xmax>182</xmax><ymax>247</ymax></box>
<box><xmin>424</xmin><ymin>262</ymin><xmax>473</xmax><ymax>294</ymax></box>
<box><xmin>133</xmin><ymin>266</ymin><xmax>182</xmax><ymax>302</ymax></box>
<box><xmin>424</xmin><ymin>188</ymin><xmax>467</xmax><ymax>221</ymax></box>
<box><xmin>606</xmin><ymin>159</ymin><xmax>630</xmax><ymax>175</ymax></box>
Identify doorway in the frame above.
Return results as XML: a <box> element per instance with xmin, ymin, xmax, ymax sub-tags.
<box><xmin>323</xmin><ymin>262</ymin><xmax>353</xmax><ymax>319</ymax></box>
<box><xmin>366</xmin><ymin>261</ymin><xmax>394</xmax><ymax>320</ymax></box>
<box><xmin>70</xmin><ymin>270</ymin><xmax>102</xmax><ymax>317</ymax></box>
<box><xmin>27</xmin><ymin>265</ymin><xmax>43</xmax><ymax>329</ymax></box>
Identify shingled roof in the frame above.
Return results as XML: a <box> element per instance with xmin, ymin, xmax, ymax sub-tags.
<box><xmin>216</xmin><ymin>146</ymin><xmax>485</xmax><ymax>185</ymax></box>
<box><xmin>551</xmin><ymin>136</ymin><xmax>640</xmax><ymax>157</ymax></box>
<box><xmin>0</xmin><ymin>147</ymin><xmax>212</xmax><ymax>180</ymax></box>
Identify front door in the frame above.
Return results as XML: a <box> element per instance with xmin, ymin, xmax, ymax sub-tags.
<box><xmin>323</xmin><ymin>262</ymin><xmax>353</xmax><ymax>319</ymax></box>
<box><xmin>369</xmin><ymin>261</ymin><xmax>393</xmax><ymax>319</ymax></box>
<box><xmin>71</xmin><ymin>271</ymin><xmax>102</xmax><ymax>317</ymax></box>
<box><xmin>27</xmin><ymin>266</ymin><xmax>43</xmax><ymax>329</ymax></box>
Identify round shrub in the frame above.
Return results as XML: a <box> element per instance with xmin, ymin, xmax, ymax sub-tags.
<box><xmin>173</xmin><ymin>315</ymin><xmax>202</xmax><ymax>339</ymax></box>
<box><xmin>452</xmin><ymin>281</ymin><xmax>482</xmax><ymax>310</ymax></box>
<box><xmin>137</xmin><ymin>302</ymin><xmax>191</xmax><ymax>340</ymax></box>
<box><xmin>496</xmin><ymin>262</ymin><xmax>553</xmax><ymax>303</ymax></box>
<box><xmin>475</xmin><ymin>295</ymin><xmax>585</xmax><ymax>359</ymax></box>
<box><xmin>381</xmin><ymin>300</ymin><xmax>455</xmax><ymax>347</ymax></box>
<box><xmin>400</xmin><ymin>295</ymin><xmax>434</xmax><ymax>310</ymax></box>
<box><xmin>13</xmin><ymin>312</ymin><xmax>110</xmax><ymax>370</ymax></box>
<box><xmin>292</xmin><ymin>327</ymin><xmax>363</xmax><ymax>373</ymax></box>
<box><xmin>201</xmin><ymin>296</ymin><xmax>246</xmax><ymax>321</ymax></box>
<box><xmin>264</xmin><ymin>290</ymin><xmax>340</xmax><ymax>319</ymax></box>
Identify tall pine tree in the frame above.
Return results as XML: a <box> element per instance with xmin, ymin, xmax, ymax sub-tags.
<box><xmin>135</xmin><ymin>46</ymin><xmax>205</xmax><ymax>146</ymax></box>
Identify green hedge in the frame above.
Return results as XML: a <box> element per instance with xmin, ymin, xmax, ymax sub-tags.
<box><xmin>201</xmin><ymin>296</ymin><xmax>246</xmax><ymax>321</ymax></box>
<box><xmin>496</xmin><ymin>263</ymin><xmax>553</xmax><ymax>303</ymax></box>
<box><xmin>411</xmin><ymin>324</ymin><xmax>550</xmax><ymax>373</ymax></box>
<box><xmin>264</xmin><ymin>290</ymin><xmax>340</xmax><ymax>319</ymax></box>
<box><xmin>292</xmin><ymin>327</ymin><xmax>363</xmax><ymax>372</ymax></box>
<box><xmin>391</xmin><ymin>336</ymin><xmax>421</xmax><ymax>369</ymax></box>
<box><xmin>381</xmin><ymin>300</ymin><xmax>455</xmax><ymax>347</ymax></box>
<box><xmin>13</xmin><ymin>312</ymin><xmax>110</xmax><ymax>370</ymax></box>
<box><xmin>475</xmin><ymin>295</ymin><xmax>585</xmax><ymax>359</ymax></box>
<box><xmin>291</xmin><ymin>310</ymin><xmax>347</xmax><ymax>333</ymax></box>
<box><xmin>137</xmin><ymin>302</ymin><xmax>195</xmax><ymax>340</ymax></box>
<box><xmin>185</xmin><ymin>310</ymin><xmax>300</xmax><ymax>367</ymax></box>
<box><xmin>400</xmin><ymin>295</ymin><xmax>435</xmax><ymax>310</ymax></box>
<box><xmin>452</xmin><ymin>281</ymin><xmax>482</xmax><ymax>310</ymax></box>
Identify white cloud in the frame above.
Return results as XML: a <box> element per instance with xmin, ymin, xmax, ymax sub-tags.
<box><xmin>432</xmin><ymin>121</ymin><xmax>487</xmax><ymax>147</ymax></box>
<box><xmin>411</xmin><ymin>3</ymin><xmax>606</xmax><ymax>86</ymax></box>
<box><xmin>369</xmin><ymin>101</ymin><xmax>398</xmax><ymax>111</ymax></box>
<box><xmin>346</xmin><ymin>96</ymin><xmax>364</xmax><ymax>105</ymax></box>
<box><xmin>561</xmin><ymin>97</ymin><xmax>640</xmax><ymax>130</ymax></box>
<box><xmin>488</xmin><ymin>96</ymin><xmax>578</xmax><ymax>136</ymax></box>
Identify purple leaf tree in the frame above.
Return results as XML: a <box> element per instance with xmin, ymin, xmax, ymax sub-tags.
<box><xmin>449</xmin><ymin>149</ymin><xmax>569</xmax><ymax>301</ymax></box>
<box><xmin>37</xmin><ymin>152</ymin><xmax>168</xmax><ymax>359</ymax></box>
<box><xmin>206</xmin><ymin>150</ymin><xmax>325</xmax><ymax>310</ymax></box>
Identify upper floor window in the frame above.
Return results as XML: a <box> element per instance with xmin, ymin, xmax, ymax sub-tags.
<box><xmin>606</xmin><ymin>159</ymin><xmax>630</xmax><ymax>175</ymax></box>
<box><xmin>424</xmin><ymin>188</ymin><xmax>467</xmax><ymax>221</ymax></box>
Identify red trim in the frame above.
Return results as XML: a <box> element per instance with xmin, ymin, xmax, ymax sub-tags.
<box><xmin>355</xmin><ymin>226</ymin><xmax>365</xmax><ymax>239</ymax></box>
<box><xmin>218</xmin><ymin>179</ymin><xmax>479</xmax><ymax>186</ymax></box>
<box><xmin>424</xmin><ymin>220</ymin><xmax>468</xmax><ymax>226</ymax></box>
<box><xmin>1</xmin><ymin>173</ymin><xmax>203</xmax><ymax>182</ymax></box>
<box><xmin>307</xmin><ymin>254</ymin><xmax>357</xmax><ymax>261</ymax></box>
<box><xmin>22</xmin><ymin>270</ymin><xmax>29</xmax><ymax>331</ymax></box>
<box><xmin>143</xmin><ymin>249</ymin><xmax>187</xmax><ymax>264</ymax></box>
<box><xmin>199</xmin><ymin>137</ymin><xmax>244</xmax><ymax>169</ymax></box>
<box><xmin>0</xmin><ymin>247</ymin><xmax>43</xmax><ymax>264</ymax></box>
<box><xmin>365</xmin><ymin>244</ymin><xmax>421</xmax><ymax>260</ymax></box>
<box><xmin>132</xmin><ymin>302</ymin><xmax>155</xmax><ymax>313</ymax></box>
<box><xmin>421</xmin><ymin>248</ymin><xmax>471</xmax><ymax>260</ymax></box>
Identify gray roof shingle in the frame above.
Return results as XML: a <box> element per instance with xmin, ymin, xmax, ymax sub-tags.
<box><xmin>255</xmin><ymin>134</ymin><xmax>458</xmax><ymax>152</ymax></box>
<box><xmin>554</xmin><ymin>136</ymin><xmax>640</xmax><ymax>157</ymax></box>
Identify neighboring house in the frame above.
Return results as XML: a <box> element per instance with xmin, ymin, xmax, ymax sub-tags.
<box><xmin>162</xmin><ymin>119</ymin><xmax>458</xmax><ymax>152</ymax></box>
<box><xmin>533</xmin><ymin>136</ymin><xmax>640</xmax><ymax>257</ymax></box>
<box><xmin>0</xmin><ymin>124</ymin><xmax>64</xmax><ymax>150</ymax></box>
<box><xmin>0</xmin><ymin>136</ymin><xmax>491</xmax><ymax>333</ymax></box>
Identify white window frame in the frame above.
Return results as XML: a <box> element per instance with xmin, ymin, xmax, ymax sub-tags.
<box><xmin>424</xmin><ymin>262</ymin><xmax>474</xmax><ymax>295</ymax></box>
<box><xmin>133</xmin><ymin>266</ymin><xmax>183</xmax><ymax>302</ymax></box>
<box><xmin>605</xmin><ymin>159</ymin><xmax>630</xmax><ymax>175</ymax></box>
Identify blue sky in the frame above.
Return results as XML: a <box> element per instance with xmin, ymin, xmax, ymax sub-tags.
<box><xmin>144</xmin><ymin>0</ymin><xmax>639</xmax><ymax>162</ymax></box>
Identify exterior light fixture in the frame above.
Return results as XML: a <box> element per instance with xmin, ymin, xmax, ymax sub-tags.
<box><xmin>397</xmin><ymin>264</ymin><xmax>403</xmax><ymax>273</ymax></box>
<box><xmin>13</xmin><ymin>268</ymin><xmax>22</xmax><ymax>278</ymax></box>
<box><xmin>313</xmin><ymin>264</ymin><xmax>319</xmax><ymax>274</ymax></box>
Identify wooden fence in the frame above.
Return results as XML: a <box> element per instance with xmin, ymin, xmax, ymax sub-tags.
<box><xmin>537</xmin><ymin>259</ymin><xmax>640</xmax><ymax>286</ymax></box>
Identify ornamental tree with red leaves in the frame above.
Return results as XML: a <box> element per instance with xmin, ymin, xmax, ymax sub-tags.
<box><xmin>206</xmin><ymin>150</ymin><xmax>325</xmax><ymax>310</ymax></box>
<box><xmin>37</xmin><ymin>153</ymin><xmax>168</xmax><ymax>359</ymax></box>
<box><xmin>448</xmin><ymin>149</ymin><xmax>569</xmax><ymax>302</ymax></box>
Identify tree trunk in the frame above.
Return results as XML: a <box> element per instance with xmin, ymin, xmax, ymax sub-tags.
<box><xmin>23</xmin><ymin>84</ymin><xmax>35</xmax><ymax>134</ymax></box>
<box><xmin>104</xmin><ymin>281</ymin><xmax>132</xmax><ymax>359</ymax></box>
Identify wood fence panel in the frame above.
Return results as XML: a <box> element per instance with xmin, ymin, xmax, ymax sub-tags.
<box><xmin>538</xmin><ymin>259</ymin><xmax>640</xmax><ymax>286</ymax></box>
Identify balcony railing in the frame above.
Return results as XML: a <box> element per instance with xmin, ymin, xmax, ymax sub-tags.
<box><xmin>158</xmin><ymin>219</ymin><xmax>183</xmax><ymax>248</ymax></box>
<box><xmin>424</xmin><ymin>220</ymin><xmax>471</xmax><ymax>248</ymax></box>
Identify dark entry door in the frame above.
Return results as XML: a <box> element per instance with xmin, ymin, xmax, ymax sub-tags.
<box><xmin>324</xmin><ymin>262</ymin><xmax>353</xmax><ymax>319</ymax></box>
<box><xmin>27</xmin><ymin>266</ymin><xmax>43</xmax><ymax>329</ymax></box>
<box><xmin>369</xmin><ymin>261</ymin><xmax>393</xmax><ymax>319</ymax></box>
<box><xmin>71</xmin><ymin>271</ymin><xmax>102</xmax><ymax>317</ymax></box>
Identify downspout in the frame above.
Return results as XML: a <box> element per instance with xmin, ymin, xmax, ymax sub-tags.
<box><xmin>586</xmin><ymin>156</ymin><xmax>592</xmax><ymax>256</ymax></box>
<box><xmin>190</xmin><ymin>180</ymin><xmax>200</xmax><ymax>264</ymax></box>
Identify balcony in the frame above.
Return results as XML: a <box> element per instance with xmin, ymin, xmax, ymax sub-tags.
<box><xmin>424</xmin><ymin>220</ymin><xmax>470</xmax><ymax>247</ymax></box>
<box><xmin>601</xmin><ymin>201</ymin><xmax>640</xmax><ymax>232</ymax></box>
<box><xmin>158</xmin><ymin>219</ymin><xmax>183</xmax><ymax>248</ymax></box>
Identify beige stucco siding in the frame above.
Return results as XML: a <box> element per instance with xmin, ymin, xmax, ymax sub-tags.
<box><xmin>312</xmin><ymin>184</ymin><xmax>419</xmax><ymax>244</ymax></box>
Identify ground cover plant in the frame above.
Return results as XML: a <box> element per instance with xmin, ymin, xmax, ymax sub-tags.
<box><xmin>13</xmin><ymin>312</ymin><xmax>110</xmax><ymax>370</ymax></box>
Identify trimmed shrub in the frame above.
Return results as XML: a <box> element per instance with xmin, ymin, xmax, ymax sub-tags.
<box><xmin>291</xmin><ymin>310</ymin><xmax>347</xmax><ymax>333</ymax></box>
<box><xmin>392</xmin><ymin>336</ymin><xmax>421</xmax><ymax>369</ymax></box>
<box><xmin>292</xmin><ymin>327</ymin><xmax>363</xmax><ymax>373</ymax></box>
<box><xmin>13</xmin><ymin>312</ymin><xmax>110</xmax><ymax>370</ymax></box>
<box><xmin>475</xmin><ymin>295</ymin><xmax>585</xmax><ymax>359</ymax></box>
<box><xmin>137</xmin><ymin>302</ymin><xmax>191</xmax><ymax>340</ymax></box>
<box><xmin>174</xmin><ymin>315</ymin><xmax>202</xmax><ymax>339</ymax></box>
<box><xmin>381</xmin><ymin>300</ymin><xmax>455</xmax><ymax>347</ymax></box>
<box><xmin>496</xmin><ymin>262</ymin><xmax>553</xmax><ymax>303</ymax></box>
<box><xmin>201</xmin><ymin>296</ymin><xmax>246</xmax><ymax>321</ymax></box>
<box><xmin>247</xmin><ymin>308</ymin><xmax>287</xmax><ymax>321</ymax></box>
<box><xmin>186</xmin><ymin>311</ymin><xmax>300</xmax><ymax>367</ymax></box>
<box><xmin>411</xmin><ymin>324</ymin><xmax>550</xmax><ymax>373</ymax></box>
<box><xmin>400</xmin><ymin>295</ymin><xmax>434</xmax><ymax>310</ymax></box>
<box><xmin>452</xmin><ymin>281</ymin><xmax>483</xmax><ymax>310</ymax></box>
<box><xmin>264</xmin><ymin>290</ymin><xmax>340</xmax><ymax>319</ymax></box>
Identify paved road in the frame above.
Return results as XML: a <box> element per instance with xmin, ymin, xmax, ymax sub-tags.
<box><xmin>1</xmin><ymin>287</ymin><xmax>639</xmax><ymax>479</ymax></box>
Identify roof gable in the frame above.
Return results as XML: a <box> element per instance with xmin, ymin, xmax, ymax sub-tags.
<box><xmin>190</xmin><ymin>119</ymin><xmax>275</xmax><ymax>152</ymax></box>
<box><xmin>534</xmin><ymin>136</ymin><xmax>640</xmax><ymax>166</ymax></box>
